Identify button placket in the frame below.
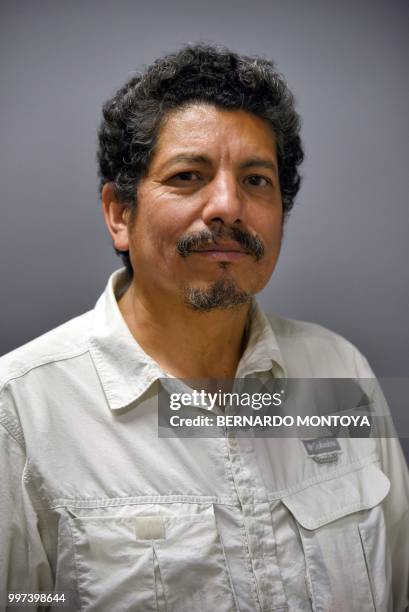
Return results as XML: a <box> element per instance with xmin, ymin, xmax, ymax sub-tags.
<box><xmin>225</xmin><ymin>433</ymin><xmax>288</xmax><ymax>611</ymax></box>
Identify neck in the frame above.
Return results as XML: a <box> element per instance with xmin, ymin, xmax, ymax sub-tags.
<box><xmin>118</xmin><ymin>282</ymin><xmax>251</xmax><ymax>379</ymax></box>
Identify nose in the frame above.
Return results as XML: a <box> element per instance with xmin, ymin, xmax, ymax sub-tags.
<box><xmin>201</xmin><ymin>171</ymin><xmax>245</xmax><ymax>228</ymax></box>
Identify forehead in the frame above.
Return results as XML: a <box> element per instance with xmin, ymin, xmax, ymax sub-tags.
<box><xmin>151</xmin><ymin>103</ymin><xmax>278</xmax><ymax>164</ymax></box>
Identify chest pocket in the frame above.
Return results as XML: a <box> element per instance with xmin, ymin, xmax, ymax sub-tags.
<box><xmin>67</xmin><ymin>502</ymin><xmax>237</xmax><ymax>612</ymax></box>
<box><xmin>281</xmin><ymin>463</ymin><xmax>391</xmax><ymax>612</ymax></box>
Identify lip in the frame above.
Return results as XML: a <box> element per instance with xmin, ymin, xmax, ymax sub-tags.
<box><xmin>191</xmin><ymin>242</ymin><xmax>249</xmax><ymax>253</ymax></box>
<box><xmin>192</xmin><ymin>251</ymin><xmax>248</xmax><ymax>261</ymax></box>
<box><xmin>190</xmin><ymin>243</ymin><xmax>250</xmax><ymax>261</ymax></box>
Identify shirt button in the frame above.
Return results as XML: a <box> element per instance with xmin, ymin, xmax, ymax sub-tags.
<box><xmin>228</xmin><ymin>437</ymin><xmax>238</xmax><ymax>448</ymax></box>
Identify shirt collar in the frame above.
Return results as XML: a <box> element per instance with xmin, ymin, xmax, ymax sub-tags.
<box><xmin>236</xmin><ymin>300</ymin><xmax>286</xmax><ymax>379</ymax></box>
<box><xmin>88</xmin><ymin>269</ymin><xmax>286</xmax><ymax>411</ymax></box>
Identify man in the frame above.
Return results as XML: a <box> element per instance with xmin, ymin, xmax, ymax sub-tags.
<box><xmin>0</xmin><ymin>44</ymin><xmax>408</xmax><ymax>611</ymax></box>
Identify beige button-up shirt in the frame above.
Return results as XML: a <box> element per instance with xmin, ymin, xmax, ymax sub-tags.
<box><xmin>1</xmin><ymin>269</ymin><xmax>408</xmax><ymax>611</ymax></box>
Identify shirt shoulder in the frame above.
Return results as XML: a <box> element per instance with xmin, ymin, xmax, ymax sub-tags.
<box><xmin>264</xmin><ymin>312</ymin><xmax>373</xmax><ymax>378</ymax></box>
<box><xmin>266</xmin><ymin>311</ymin><xmax>354</xmax><ymax>344</ymax></box>
<box><xmin>0</xmin><ymin>310</ymin><xmax>93</xmax><ymax>389</ymax></box>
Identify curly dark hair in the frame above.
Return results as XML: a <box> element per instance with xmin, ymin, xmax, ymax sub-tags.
<box><xmin>97</xmin><ymin>43</ymin><xmax>304</xmax><ymax>274</ymax></box>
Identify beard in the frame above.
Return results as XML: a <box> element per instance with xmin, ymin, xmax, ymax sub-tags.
<box><xmin>183</xmin><ymin>274</ymin><xmax>252</xmax><ymax>311</ymax></box>
<box><xmin>177</xmin><ymin>225</ymin><xmax>264</xmax><ymax>311</ymax></box>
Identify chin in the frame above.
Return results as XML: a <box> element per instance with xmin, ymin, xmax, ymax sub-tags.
<box><xmin>182</xmin><ymin>276</ymin><xmax>253</xmax><ymax>311</ymax></box>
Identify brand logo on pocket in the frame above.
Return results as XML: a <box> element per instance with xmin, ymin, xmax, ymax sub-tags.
<box><xmin>302</xmin><ymin>437</ymin><xmax>341</xmax><ymax>457</ymax></box>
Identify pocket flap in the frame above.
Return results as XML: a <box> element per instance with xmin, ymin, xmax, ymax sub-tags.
<box><xmin>281</xmin><ymin>463</ymin><xmax>390</xmax><ymax>530</ymax></box>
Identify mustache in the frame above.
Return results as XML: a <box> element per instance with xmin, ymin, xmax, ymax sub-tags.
<box><xmin>176</xmin><ymin>227</ymin><xmax>265</xmax><ymax>261</ymax></box>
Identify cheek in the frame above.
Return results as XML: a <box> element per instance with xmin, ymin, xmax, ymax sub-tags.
<box><xmin>140</xmin><ymin>198</ymin><xmax>196</xmax><ymax>245</ymax></box>
<box><xmin>258</xmin><ymin>211</ymin><xmax>283</xmax><ymax>252</ymax></box>
<box><xmin>250</xmin><ymin>239</ymin><xmax>282</xmax><ymax>293</ymax></box>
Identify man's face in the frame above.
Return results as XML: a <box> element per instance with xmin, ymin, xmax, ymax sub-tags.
<box><xmin>127</xmin><ymin>103</ymin><xmax>283</xmax><ymax>309</ymax></box>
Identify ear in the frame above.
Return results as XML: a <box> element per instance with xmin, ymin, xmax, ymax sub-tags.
<box><xmin>101</xmin><ymin>183</ymin><xmax>132</xmax><ymax>252</ymax></box>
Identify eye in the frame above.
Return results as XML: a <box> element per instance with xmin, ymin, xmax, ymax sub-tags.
<box><xmin>169</xmin><ymin>171</ymin><xmax>202</xmax><ymax>183</ymax></box>
<box><xmin>244</xmin><ymin>174</ymin><xmax>272</xmax><ymax>187</ymax></box>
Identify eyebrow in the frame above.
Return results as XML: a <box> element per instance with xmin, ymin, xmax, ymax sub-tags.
<box><xmin>160</xmin><ymin>155</ymin><xmax>212</xmax><ymax>170</ymax></box>
<box><xmin>160</xmin><ymin>154</ymin><xmax>278</xmax><ymax>175</ymax></box>
<box><xmin>240</xmin><ymin>157</ymin><xmax>278</xmax><ymax>175</ymax></box>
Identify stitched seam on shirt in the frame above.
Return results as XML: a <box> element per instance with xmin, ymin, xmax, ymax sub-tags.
<box><xmin>0</xmin><ymin>412</ymin><xmax>25</xmax><ymax>449</ymax></box>
<box><xmin>266</xmin><ymin>452</ymin><xmax>379</xmax><ymax>500</ymax></box>
<box><xmin>232</xmin><ymin>447</ymin><xmax>286</xmax><ymax>609</ymax></box>
<box><xmin>294</xmin><ymin>500</ymin><xmax>386</xmax><ymax>529</ymax></box>
<box><xmin>217</xmin><ymin>532</ymin><xmax>242</xmax><ymax>612</ymax></box>
<box><xmin>0</xmin><ymin>347</ymin><xmax>89</xmax><ymax>389</ymax></box>
<box><xmin>237</xmin><ymin>515</ymin><xmax>263</xmax><ymax>611</ymax></box>
<box><xmin>87</xmin><ymin>336</ymin><xmax>163</xmax><ymax>408</ymax></box>
<box><xmin>269</xmin><ymin>501</ymin><xmax>290</xmax><ymax>608</ymax></box>
<box><xmin>213</xmin><ymin>445</ymin><xmax>262</xmax><ymax>612</ymax></box>
<box><xmin>357</xmin><ymin>525</ymin><xmax>377</xmax><ymax>609</ymax></box>
<box><xmin>220</xmin><ymin>437</ymin><xmax>242</xmax><ymax>501</ymax></box>
<box><xmin>227</xmin><ymin>447</ymin><xmax>270</xmax><ymax>610</ymax></box>
<box><xmin>66</xmin><ymin>517</ymin><xmax>84</xmax><ymax>612</ymax></box>
<box><xmin>219</xmin><ymin>437</ymin><xmax>270</xmax><ymax>608</ymax></box>
<box><xmin>43</xmin><ymin>495</ymin><xmax>240</xmax><ymax>510</ymax></box>
<box><xmin>89</xmin><ymin>336</ymin><xmax>138</xmax><ymax>407</ymax></box>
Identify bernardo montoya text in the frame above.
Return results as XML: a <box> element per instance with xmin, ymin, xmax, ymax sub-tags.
<box><xmin>169</xmin><ymin>414</ymin><xmax>371</xmax><ymax>428</ymax></box>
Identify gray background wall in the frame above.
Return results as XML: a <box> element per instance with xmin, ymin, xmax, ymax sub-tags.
<box><xmin>0</xmin><ymin>0</ymin><xmax>408</xmax><ymax>459</ymax></box>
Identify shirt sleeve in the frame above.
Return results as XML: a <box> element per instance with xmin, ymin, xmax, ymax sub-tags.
<box><xmin>354</xmin><ymin>350</ymin><xmax>409</xmax><ymax>611</ymax></box>
<box><xmin>0</xmin><ymin>422</ymin><xmax>53</xmax><ymax>610</ymax></box>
